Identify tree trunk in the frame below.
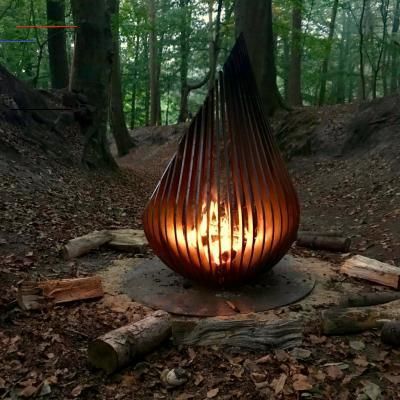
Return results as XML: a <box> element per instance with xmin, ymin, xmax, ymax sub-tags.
<box><xmin>70</xmin><ymin>0</ymin><xmax>116</xmax><ymax>168</ymax></box>
<box><xmin>282</xmin><ymin>30</ymin><xmax>290</xmax><ymax>103</ymax></box>
<box><xmin>336</xmin><ymin>11</ymin><xmax>349</xmax><ymax>103</ymax></box>
<box><xmin>46</xmin><ymin>0</ymin><xmax>69</xmax><ymax>89</ymax></box>
<box><xmin>109</xmin><ymin>0</ymin><xmax>134</xmax><ymax>157</ymax></box>
<box><xmin>148</xmin><ymin>0</ymin><xmax>159</xmax><ymax>126</ymax></box>
<box><xmin>390</xmin><ymin>0</ymin><xmax>400</xmax><ymax>93</ymax></box>
<box><xmin>130</xmin><ymin>34</ymin><xmax>140</xmax><ymax>130</ymax></box>
<box><xmin>372</xmin><ymin>0</ymin><xmax>389</xmax><ymax>99</ymax></box>
<box><xmin>288</xmin><ymin>0</ymin><xmax>303</xmax><ymax>106</ymax></box>
<box><xmin>359</xmin><ymin>0</ymin><xmax>367</xmax><ymax>100</ymax></box>
<box><xmin>318</xmin><ymin>0</ymin><xmax>339</xmax><ymax>105</ymax></box>
<box><xmin>208</xmin><ymin>0</ymin><xmax>223</xmax><ymax>90</ymax></box>
<box><xmin>235</xmin><ymin>0</ymin><xmax>284</xmax><ymax>115</ymax></box>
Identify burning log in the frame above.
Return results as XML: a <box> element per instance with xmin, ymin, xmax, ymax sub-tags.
<box><xmin>340</xmin><ymin>255</ymin><xmax>400</xmax><ymax>289</ymax></box>
<box><xmin>381</xmin><ymin>321</ymin><xmax>400</xmax><ymax>347</ymax></box>
<box><xmin>63</xmin><ymin>230</ymin><xmax>113</xmax><ymax>259</ymax></box>
<box><xmin>321</xmin><ymin>300</ymin><xmax>400</xmax><ymax>335</ymax></box>
<box><xmin>340</xmin><ymin>292</ymin><xmax>400</xmax><ymax>307</ymax></box>
<box><xmin>88</xmin><ymin>311</ymin><xmax>171</xmax><ymax>374</ymax></box>
<box><xmin>296</xmin><ymin>232</ymin><xmax>351</xmax><ymax>253</ymax></box>
<box><xmin>172</xmin><ymin>318</ymin><xmax>303</xmax><ymax>350</ymax></box>
<box><xmin>17</xmin><ymin>277</ymin><xmax>104</xmax><ymax>311</ymax></box>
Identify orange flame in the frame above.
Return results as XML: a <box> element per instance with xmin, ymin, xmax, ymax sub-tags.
<box><xmin>187</xmin><ymin>201</ymin><xmax>250</xmax><ymax>266</ymax></box>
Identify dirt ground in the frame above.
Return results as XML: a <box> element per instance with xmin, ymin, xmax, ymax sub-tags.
<box><xmin>1</xmin><ymin>97</ymin><xmax>400</xmax><ymax>399</ymax></box>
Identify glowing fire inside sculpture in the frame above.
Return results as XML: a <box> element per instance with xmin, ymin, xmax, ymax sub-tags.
<box><xmin>143</xmin><ymin>35</ymin><xmax>300</xmax><ymax>287</ymax></box>
<box><xmin>187</xmin><ymin>201</ymin><xmax>250</xmax><ymax>267</ymax></box>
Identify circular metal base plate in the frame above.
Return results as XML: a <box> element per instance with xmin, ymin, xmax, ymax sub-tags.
<box><xmin>122</xmin><ymin>257</ymin><xmax>315</xmax><ymax>317</ymax></box>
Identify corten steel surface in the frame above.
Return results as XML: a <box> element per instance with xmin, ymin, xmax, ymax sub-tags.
<box><xmin>123</xmin><ymin>257</ymin><xmax>315</xmax><ymax>317</ymax></box>
<box><xmin>143</xmin><ymin>35</ymin><xmax>300</xmax><ymax>287</ymax></box>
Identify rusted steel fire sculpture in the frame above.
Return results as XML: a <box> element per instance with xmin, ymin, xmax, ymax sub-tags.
<box><xmin>143</xmin><ymin>35</ymin><xmax>300</xmax><ymax>287</ymax></box>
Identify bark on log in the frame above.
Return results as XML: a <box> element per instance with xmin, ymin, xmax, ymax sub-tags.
<box><xmin>321</xmin><ymin>300</ymin><xmax>400</xmax><ymax>335</ymax></box>
<box><xmin>340</xmin><ymin>255</ymin><xmax>400</xmax><ymax>289</ymax></box>
<box><xmin>340</xmin><ymin>292</ymin><xmax>400</xmax><ymax>307</ymax></box>
<box><xmin>88</xmin><ymin>310</ymin><xmax>171</xmax><ymax>374</ymax></box>
<box><xmin>296</xmin><ymin>233</ymin><xmax>351</xmax><ymax>252</ymax></box>
<box><xmin>63</xmin><ymin>230</ymin><xmax>113</xmax><ymax>259</ymax></box>
<box><xmin>17</xmin><ymin>277</ymin><xmax>104</xmax><ymax>311</ymax></box>
<box><xmin>172</xmin><ymin>318</ymin><xmax>303</xmax><ymax>350</ymax></box>
<box><xmin>381</xmin><ymin>321</ymin><xmax>400</xmax><ymax>347</ymax></box>
<box><xmin>108</xmin><ymin>229</ymin><xmax>148</xmax><ymax>253</ymax></box>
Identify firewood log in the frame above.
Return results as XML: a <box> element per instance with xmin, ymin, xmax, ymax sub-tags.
<box><xmin>296</xmin><ymin>233</ymin><xmax>351</xmax><ymax>253</ymax></box>
<box><xmin>63</xmin><ymin>230</ymin><xmax>113</xmax><ymax>259</ymax></box>
<box><xmin>172</xmin><ymin>318</ymin><xmax>303</xmax><ymax>350</ymax></box>
<box><xmin>107</xmin><ymin>229</ymin><xmax>148</xmax><ymax>253</ymax></box>
<box><xmin>321</xmin><ymin>300</ymin><xmax>400</xmax><ymax>335</ymax></box>
<box><xmin>17</xmin><ymin>277</ymin><xmax>104</xmax><ymax>311</ymax></box>
<box><xmin>381</xmin><ymin>321</ymin><xmax>400</xmax><ymax>347</ymax></box>
<box><xmin>88</xmin><ymin>311</ymin><xmax>171</xmax><ymax>374</ymax></box>
<box><xmin>340</xmin><ymin>292</ymin><xmax>400</xmax><ymax>307</ymax></box>
<box><xmin>340</xmin><ymin>255</ymin><xmax>400</xmax><ymax>289</ymax></box>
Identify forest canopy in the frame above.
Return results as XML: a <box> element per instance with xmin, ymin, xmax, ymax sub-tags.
<box><xmin>0</xmin><ymin>0</ymin><xmax>398</xmax><ymax>136</ymax></box>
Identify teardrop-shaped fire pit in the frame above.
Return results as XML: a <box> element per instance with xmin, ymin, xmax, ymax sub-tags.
<box><xmin>143</xmin><ymin>35</ymin><xmax>300</xmax><ymax>288</ymax></box>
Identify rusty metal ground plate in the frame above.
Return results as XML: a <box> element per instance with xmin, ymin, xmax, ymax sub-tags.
<box><xmin>122</xmin><ymin>257</ymin><xmax>315</xmax><ymax>317</ymax></box>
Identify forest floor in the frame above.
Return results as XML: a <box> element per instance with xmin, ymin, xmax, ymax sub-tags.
<box><xmin>1</xmin><ymin>95</ymin><xmax>400</xmax><ymax>399</ymax></box>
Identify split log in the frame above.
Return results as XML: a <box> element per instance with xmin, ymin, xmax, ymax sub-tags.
<box><xmin>340</xmin><ymin>255</ymin><xmax>400</xmax><ymax>289</ymax></box>
<box><xmin>321</xmin><ymin>300</ymin><xmax>400</xmax><ymax>335</ymax></box>
<box><xmin>17</xmin><ymin>277</ymin><xmax>104</xmax><ymax>311</ymax></box>
<box><xmin>381</xmin><ymin>321</ymin><xmax>400</xmax><ymax>347</ymax></box>
<box><xmin>88</xmin><ymin>310</ymin><xmax>171</xmax><ymax>374</ymax></box>
<box><xmin>63</xmin><ymin>230</ymin><xmax>113</xmax><ymax>259</ymax></box>
<box><xmin>172</xmin><ymin>318</ymin><xmax>303</xmax><ymax>350</ymax></box>
<box><xmin>296</xmin><ymin>233</ymin><xmax>351</xmax><ymax>253</ymax></box>
<box><xmin>340</xmin><ymin>292</ymin><xmax>400</xmax><ymax>307</ymax></box>
<box><xmin>108</xmin><ymin>229</ymin><xmax>148</xmax><ymax>253</ymax></box>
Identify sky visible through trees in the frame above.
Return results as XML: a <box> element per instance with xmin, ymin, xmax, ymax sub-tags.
<box><xmin>0</xmin><ymin>0</ymin><xmax>399</xmax><ymax>127</ymax></box>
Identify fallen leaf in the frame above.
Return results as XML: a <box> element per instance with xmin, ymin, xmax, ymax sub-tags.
<box><xmin>273</xmin><ymin>373</ymin><xmax>287</xmax><ymax>395</ymax></box>
<box><xmin>176</xmin><ymin>394</ymin><xmax>195</xmax><ymax>400</ymax></box>
<box><xmin>292</xmin><ymin>374</ymin><xmax>313</xmax><ymax>391</ymax></box>
<box><xmin>71</xmin><ymin>385</ymin><xmax>83</xmax><ymax>397</ymax></box>
<box><xmin>384</xmin><ymin>374</ymin><xmax>400</xmax><ymax>385</ymax></box>
<box><xmin>207</xmin><ymin>388</ymin><xmax>219</xmax><ymax>398</ymax></box>
<box><xmin>251</xmin><ymin>372</ymin><xmax>266</xmax><ymax>383</ymax></box>
<box><xmin>326</xmin><ymin>365</ymin><xmax>344</xmax><ymax>380</ymax></box>
<box><xmin>194</xmin><ymin>374</ymin><xmax>204</xmax><ymax>386</ymax></box>
<box><xmin>19</xmin><ymin>385</ymin><xmax>38</xmax><ymax>398</ymax></box>
<box><xmin>349</xmin><ymin>340</ymin><xmax>365</xmax><ymax>351</ymax></box>
<box><xmin>362</xmin><ymin>381</ymin><xmax>381</xmax><ymax>400</ymax></box>
<box><xmin>255</xmin><ymin>355</ymin><xmax>272</xmax><ymax>364</ymax></box>
<box><xmin>354</xmin><ymin>356</ymin><xmax>369</xmax><ymax>368</ymax></box>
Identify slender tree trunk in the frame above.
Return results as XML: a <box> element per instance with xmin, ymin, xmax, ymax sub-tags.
<box><xmin>372</xmin><ymin>0</ymin><xmax>389</xmax><ymax>99</ymax></box>
<box><xmin>143</xmin><ymin>34</ymin><xmax>150</xmax><ymax>126</ymax></box>
<box><xmin>46</xmin><ymin>0</ymin><xmax>69</xmax><ymax>88</ymax></box>
<box><xmin>282</xmin><ymin>30</ymin><xmax>290</xmax><ymax>103</ymax></box>
<box><xmin>130</xmin><ymin>34</ymin><xmax>140</xmax><ymax>130</ymax></box>
<box><xmin>288</xmin><ymin>0</ymin><xmax>303</xmax><ymax>106</ymax></box>
<box><xmin>336</xmin><ymin>11</ymin><xmax>348</xmax><ymax>104</ymax></box>
<box><xmin>235</xmin><ymin>0</ymin><xmax>284</xmax><ymax>115</ymax></box>
<box><xmin>208</xmin><ymin>0</ymin><xmax>223</xmax><ymax>90</ymax></box>
<box><xmin>318</xmin><ymin>0</ymin><xmax>339</xmax><ymax>105</ymax></box>
<box><xmin>390</xmin><ymin>0</ymin><xmax>400</xmax><ymax>93</ymax></box>
<box><xmin>148</xmin><ymin>0</ymin><xmax>159</xmax><ymax>126</ymax></box>
<box><xmin>109</xmin><ymin>0</ymin><xmax>134</xmax><ymax>157</ymax></box>
<box><xmin>359</xmin><ymin>0</ymin><xmax>367</xmax><ymax>100</ymax></box>
<box><xmin>178</xmin><ymin>0</ymin><xmax>211</xmax><ymax>122</ymax></box>
<box><xmin>70</xmin><ymin>0</ymin><xmax>116</xmax><ymax>168</ymax></box>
